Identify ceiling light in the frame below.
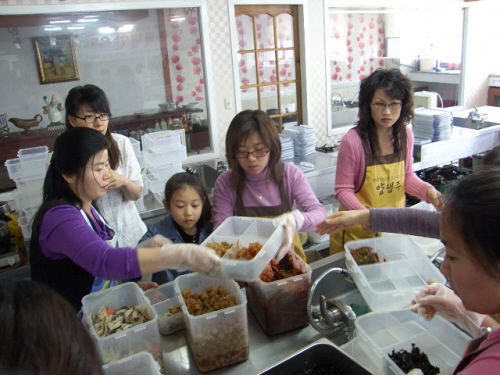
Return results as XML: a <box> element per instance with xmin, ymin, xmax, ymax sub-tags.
<box><xmin>118</xmin><ymin>24</ymin><xmax>134</xmax><ymax>32</ymax></box>
<box><xmin>50</xmin><ymin>20</ymin><xmax>70</xmax><ymax>24</ymax></box>
<box><xmin>67</xmin><ymin>26</ymin><xmax>85</xmax><ymax>30</ymax></box>
<box><xmin>99</xmin><ymin>27</ymin><xmax>115</xmax><ymax>34</ymax></box>
<box><xmin>168</xmin><ymin>15</ymin><xmax>185</xmax><ymax>22</ymax></box>
<box><xmin>44</xmin><ymin>27</ymin><xmax>62</xmax><ymax>31</ymax></box>
<box><xmin>78</xmin><ymin>18</ymin><xmax>99</xmax><ymax>23</ymax></box>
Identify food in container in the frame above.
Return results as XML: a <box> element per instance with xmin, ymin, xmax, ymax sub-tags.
<box><xmin>155</xmin><ymin>297</ymin><xmax>184</xmax><ymax>335</ymax></box>
<box><xmin>247</xmin><ymin>250</ymin><xmax>312</xmax><ymax>336</ymax></box>
<box><xmin>91</xmin><ymin>304</ymin><xmax>152</xmax><ymax>337</ymax></box>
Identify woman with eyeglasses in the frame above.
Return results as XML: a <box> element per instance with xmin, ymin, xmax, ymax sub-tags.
<box><xmin>212</xmin><ymin>109</ymin><xmax>326</xmax><ymax>261</ymax></box>
<box><xmin>330</xmin><ymin>68</ymin><xmax>442</xmax><ymax>254</ymax></box>
<box><xmin>65</xmin><ymin>84</ymin><xmax>147</xmax><ymax>248</ymax></box>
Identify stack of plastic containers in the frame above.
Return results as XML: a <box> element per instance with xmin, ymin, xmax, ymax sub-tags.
<box><xmin>282</xmin><ymin>125</ymin><xmax>316</xmax><ymax>156</ymax></box>
<box><xmin>413</xmin><ymin>108</ymin><xmax>453</xmax><ymax>142</ymax></box>
<box><xmin>102</xmin><ymin>352</ymin><xmax>161</xmax><ymax>375</ymax></box>
<box><xmin>128</xmin><ymin>137</ymin><xmax>146</xmax><ymax>212</ymax></box>
<box><xmin>279</xmin><ymin>134</ymin><xmax>294</xmax><ymax>161</ymax></box>
<box><xmin>4</xmin><ymin>146</ymin><xmax>50</xmax><ymax>241</ymax></box>
<box><xmin>141</xmin><ymin>131</ymin><xmax>186</xmax><ymax>204</ymax></box>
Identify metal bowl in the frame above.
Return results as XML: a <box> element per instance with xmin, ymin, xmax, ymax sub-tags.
<box><xmin>0</xmin><ymin>220</ymin><xmax>10</xmax><ymax>244</ymax></box>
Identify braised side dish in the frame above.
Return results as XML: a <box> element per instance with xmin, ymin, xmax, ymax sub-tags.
<box><xmin>160</xmin><ymin>305</ymin><xmax>182</xmax><ymax>318</ymax></box>
<box><xmin>206</xmin><ymin>241</ymin><xmax>233</xmax><ymax>257</ymax></box>
<box><xmin>350</xmin><ymin>246</ymin><xmax>386</xmax><ymax>265</ymax></box>
<box><xmin>181</xmin><ymin>285</ymin><xmax>237</xmax><ymax>316</ymax></box>
<box><xmin>91</xmin><ymin>305</ymin><xmax>151</xmax><ymax>338</ymax></box>
<box><xmin>260</xmin><ymin>252</ymin><xmax>304</xmax><ymax>282</ymax></box>
<box><xmin>232</xmin><ymin>241</ymin><xmax>263</xmax><ymax>260</ymax></box>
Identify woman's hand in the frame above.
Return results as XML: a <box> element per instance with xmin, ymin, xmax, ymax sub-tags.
<box><xmin>426</xmin><ymin>187</ymin><xmax>444</xmax><ymax>212</ymax></box>
<box><xmin>315</xmin><ymin>209</ymin><xmax>370</xmax><ymax>235</ymax></box>
<box><xmin>107</xmin><ymin>170</ymin><xmax>142</xmax><ymax>200</ymax></box>
<box><xmin>106</xmin><ymin>170</ymin><xmax>128</xmax><ymax>190</ymax></box>
<box><xmin>137</xmin><ymin>281</ymin><xmax>159</xmax><ymax>291</ymax></box>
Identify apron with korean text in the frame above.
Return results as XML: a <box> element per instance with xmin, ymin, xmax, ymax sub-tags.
<box><xmin>80</xmin><ymin>208</ymin><xmax>118</xmax><ymax>293</ymax></box>
<box><xmin>330</xmin><ymin>128</ymin><xmax>406</xmax><ymax>254</ymax></box>
<box><xmin>235</xmin><ymin>163</ymin><xmax>306</xmax><ymax>261</ymax></box>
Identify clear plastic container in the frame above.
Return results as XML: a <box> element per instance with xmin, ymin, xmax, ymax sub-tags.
<box><xmin>353</xmin><ymin>309</ymin><xmax>471</xmax><ymax>375</ymax></box>
<box><xmin>144</xmin><ymin>175</ymin><xmax>168</xmax><ymax>195</ymax></box>
<box><xmin>128</xmin><ymin>137</ymin><xmax>141</xmax><ymax>156</ymax></box>
<box><xmin>136</xmin><ymin>151</ymin><xmax>146</xmax><ymax>169</ymax></box>
<box><xmin>144</xmin><ymin>281</ymin><xmax>177</xmax><ymax>304</ymax></box>
<box><xmin>246</xmin><ymin>250</ymin><xmax>312</xmax><ymax>335</ymax></box>
<box><xmin>102</xmin><ymin>352</ymin><xmax>161</xmax><ymax>375</ymax></box>
<box><xmin>200</xmin><ymin>216</ymin><xmax>285</xmax><ymax>282</ymax></box>
<box><xmin>344</xmin><ymin>234</ymin><xmax>446</xmax><ymax>312</ymax></box>
<box><xmin>18</xmin><ymin>214</ymin><xmax>32</xmax><ymax>242</ymax></box>
<box><xmin>149</xmin><ymin>162</ymin><xmax>183</xmax><ymax>180</ymax></box>
<box><xmin>134</xmin><ymin>196</ymin><xmax>144</xmax><ymax>212</ymax></box>
<box><xmin>154</xmin><ymin>296</ymin><xmax>184</xmax><ymax>335</ymax></box>
<box><xmin>173</xmin><ymin>273</ymin><xmax>249</xmax><ymax>372</ymax></box>
<box><xmin>144</xmin><ymin>145</ymin><xmax>187</xmax><ymax>167</ymax></box>
<box><xmin>14</xmin><ymin>175</ymin><xmax>44</xmax><ymax>196</ymax></box>
<box><xmin>142</xmin><ymin>130</ymin><xmax>181</xmax><ymax>152</ymax></box>
<box><xmin>5</xmin><ymin>154</ymin><xmax>50</xmax><ymax>180</ymax></box>
<box><xmin>12</xmin><ymin>189</ymin><xmax>42</xmax><ymax>213</ymax></box>
<box><xmin>17</xmin><ymin>146</ymin><xmax>49</xmax><ymax>159</ymax></box>
<box><xmin>81</xmin><ymin>283</ymin><xmax>162</xmax><ymax>367</ymax></box>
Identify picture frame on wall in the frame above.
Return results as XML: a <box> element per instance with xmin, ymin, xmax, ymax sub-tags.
<box><xmin>33</xmin><ymin>35</ymin><xmax>80</xmax><ymax>84</ymax></box>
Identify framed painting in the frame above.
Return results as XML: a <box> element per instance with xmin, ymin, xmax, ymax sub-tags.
<box><xmin>33</xmin><ymin>35</ymin><xmax>79</xmax><ymax>84</ymax></box>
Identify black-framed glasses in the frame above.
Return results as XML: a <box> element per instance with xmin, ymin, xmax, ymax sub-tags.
<box><xmin>74</xmin><ymin>113</ymin><xmax>111</xmax><ymax>124</ymax></box>
<box><xmin>234</xmin><ymin>149</ymin><xmax>269</xmax><ymax>159</ymax></box>
<box><xmin>370</xmin><ymin>102</ymin><xmax>402</xmax><ymax>111</ymax></box>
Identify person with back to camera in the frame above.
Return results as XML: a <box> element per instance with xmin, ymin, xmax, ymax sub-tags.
<box><xmin>138</xmin><ymin>170</ymin><xmax>213</xmax><ymax>285</ymax></box>
<box><xmin>212</xmin><ymin>109</ymin><xmax>326</xmax><ymax>261</ymax></box>
<box><xmin>0</xmin><ymin>280</ymin><xmax>104</xmax><ymax>375</ymax></box>
<box><xmin>330</xmin><ymin>68</ymin><xmax>443</xmax><ymax>254</ymax></box>
<box><xmin>320</xmin><ymin>168</ymin><xmax>500</xmax><ymax>373</ymax></box>
<box><xmin>65</xmin><ymin>84</ymin><xmax>147</xmax><ymax>248</ymax></box>
<box><xmin>29</xmin><ymin>127</ymin><xmax>220</xmax><ymax>311</ymax></box>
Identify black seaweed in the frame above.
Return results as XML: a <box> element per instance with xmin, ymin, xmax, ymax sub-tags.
<box><xmin>388</xmin><ymin>343</ymin><xmax>440</xmax><ymax>375</ymax></box>
<box><xmin>291</xmin><ymin>364</ymin><xmax>346</xmax><ymax>375</ymax></box>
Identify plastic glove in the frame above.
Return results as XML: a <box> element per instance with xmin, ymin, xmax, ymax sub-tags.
<box><xmin>138</xmin><ymin>234</ymin><xmax>172</xmax><ymax>248</ymax></box>
<box><xmin>272</xmin><ymin>210</ymin><xmax>304</xmax><ymax>261</ymax></box>
<box><xmin>411</xmin><ymin>283</ymin><xmax>486</xmax><ymax>338</ymax></box>
<box><xmin>159</xmin><ymin>243</ymin><xmax>221</xmax><ymax>276</ymax></box>
<box><xmin>426</xmin><ymin>187</ymin><xmax>444</xmax><ymax>212</ymax></box>
<box><xmin>407</xmin><ymin>370</ymin><xmax>424</xmax><ymax>375</ymax></box>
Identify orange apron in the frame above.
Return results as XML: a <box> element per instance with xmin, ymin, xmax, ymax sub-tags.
<box><xmin>236</xmin><ymin>163</ymin><xmax>306</xmax><ymax>261</ymax></box>
<box><xmin>330</xmin><ymin>128</ymin><xmax>406</xmax><ymax>254</ymax></box>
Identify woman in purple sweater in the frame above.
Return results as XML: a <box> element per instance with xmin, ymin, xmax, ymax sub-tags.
<box><xmin>30</xmin><ymin>127</ymin><xmax>220</xmax><ymax>311</ymax></box>
<box><xmin>317</xmin><ymin>168</ymin><xmax>500</xmax><ymax>374</ymax></box>
<box><xmin>213</xmin><ymin>110</ymin><xmax>326</xmax><ymax>261</ymax></box>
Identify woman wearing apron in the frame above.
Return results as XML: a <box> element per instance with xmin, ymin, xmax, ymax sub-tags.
<box><xmin>30</xmin><ymin>127</ymin><xmax>221</xmax><ymax>311</ymax></box>
<box><xmin>213</xmin><ymin>110</ymin><xmax>326</xmax><ymax>261</ymax></box>
<box><xmin>331</xmin><ymin>68</ymin><xmax>443</xmax><ymax>254</ymax></box>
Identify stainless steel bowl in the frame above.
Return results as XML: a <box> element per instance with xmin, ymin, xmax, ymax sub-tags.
<box><xmin>0</xmin><ymin>220</ymin><xmax>10</xmax><ymax>244</ymax></box>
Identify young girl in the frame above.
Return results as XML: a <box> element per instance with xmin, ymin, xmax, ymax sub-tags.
<box><xmin>213</xmin><ymin>109</ymin><xmax>326</xmax><ymax>261</ymax></box>
<box><xmin>29</xmin><ymin>127</ymin><xmax>220</xmax><ymax>310</ymax></box>
<box><xmin>139</xmin><ymin>171</ymin><xmax>213</xmax><ymax>284</ymax></box>
<box><xmin>65</xmin><ymin>84</ymin><xmax>146</xmax><ymax>248</ymax></box>
<box><xmin>331</xmin><ymin>68</ymin><xmax>442</xmax><ymax>254</ymax></box>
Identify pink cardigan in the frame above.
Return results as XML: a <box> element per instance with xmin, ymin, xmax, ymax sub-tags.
<box><xmin>335</xmin><ymin>126</ymin><xmax>433</xmax><ymax>210</ymax></box>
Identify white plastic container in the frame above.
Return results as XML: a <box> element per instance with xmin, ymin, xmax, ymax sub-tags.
<box><xmin>352</xmin><ymin>309</ymin><xmax>471</xmax><ymax>375</ymax></box>
<box><xmin>201</xmin><ymin>216</ymin><xmax>285</xmax><ymax>282</ymax></box>
<box><xmin>142</xmin><ymin>130</ymin><xmax>181</xmax><ymax>152</ymax></box>
<box><xmin>149</xmin><ymin>162</ymin><xmax>183</xmax><ymax>180</ymax></box>
<box><xmin>144</xmin><ymin>281</ymin><xmax>184</xmax><ymax>335</ymax></box>
<box><xmin>145</xmin><ymin>175</ymin><xmax>168</xmax><ymax>195</ymax></box>
<box><xmin>145</xmin><ymin>145</ymin><xmax>187</xmax><ymax>167</ymax></box>
<box><xmin>18</xmin><ymin>214</ymin><xmax>32</xmax><ymax>242</ymax></box>
<box><xmin>128</xmin><ymin>137</ymin><xmax>141</xmax><ymax>156</ymax></box>
<box><xmin>12</xmin><ymin>189</ymin><xmax>42</xmax><ymax>213</ymax></box>
<box><xmin>344</xmin><ymin>234</ymin><xmax>446</xmax><ymax>312</ymax></box>
<box><xmin>173</xmin><ymin>273</ymin><xmax>249</xmax><ymax>372</ymax></box>
<box><xmin>5</xmin><ymin>154</ymin><xmax>50</xmax><ymax>180</ymax></box>
<box><xmin>17</xmin><ymin>146</ymin><xmax>49</xmax><ymax>159</ymax></box>
<box><xmin>136</xmin><ymin>151</ymin><xmax>146</xmax><ymax>169</ymax></box>
<box><xmin>14</xmin><ymin>175</ymin><xmax>44</xmax><ymax>196</ymax></box>
<box><xmin>102</xmin><ymin>352</ymin><xmax>161</xmax><ymax>375</ymax></box>
<box><xmin>81</xmin><ymin>283</ymin><xmax>162</xmax><ymax>367</ymax></box>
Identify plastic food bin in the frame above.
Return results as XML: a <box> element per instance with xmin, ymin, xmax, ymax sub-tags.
<box><xmin>200</xmin><ymin>216</ymin><xmax>284</xmax><ymax>282</ymax></box>
<box><xmin>149</xmin><ymin>162</ymin><xmax>183</xmax><ymax>180</ymax></box>
<box><xmin>81</xmin><ymin>283</ymin><xmax>162</xmax><ymax>368</ymax></box>
<box><xmin>246</xmin><ymin>250</ymin><xmax>312</xmax><ymax>335</ymax></box>
<box><xmin>344</xmin><ymin>234</ymin><xmax>446</xmax><ymax>312</ymax></box>
<box><xmin>102</xmin><ymin>352</ymin><xmax>161</xmax><ymax>375</ymax></box>
<box><xmin>5</xmin><ymin>154</ymin><xmax>50</xmax><ymax>180</ymax></box>
<box><xmin>17</xmin><ymin>146</ymin><xmax>49</xmax><ymax>159</ymax></box>
<box><xmin>145</xmin><ymin>281</ymin><xmax>185</xmax><ymax>335</ymax></box>
<box><xmin>144</xmin><ymin>145</ymin><xmax>187</xmax><ymax>167</ymax></box>
<box><xmin>128</xmin><ymin>137</ymin><xmax>141</xmax><ymax>156</ymax></box>
<box><xmin>352</xmin><ymin>309</ymin><xmax>470</xmax><ymax>375</ymax></box>
<box><xmin>144</xmin><ymin>281</ymin><xmax>177</xmax><ymax>304</ymax></box>
<box><xmin>174</xmin><ymin>273</ymin><xmax>249</xmax><ymax>372</ymax></box>
<box><xmin>142</xmin><ymin>130</ymin><xmax>181</xmax><ymax>152</ymax></box>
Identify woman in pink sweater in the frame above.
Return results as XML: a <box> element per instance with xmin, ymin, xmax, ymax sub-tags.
<box><xmin>331</xmin><ymin>68</ymin><xmax>442</xmax><ymax>254</ymax></box>
<box><xmin>213</xmin><ymin>110</ymin><xmax>326</xmax><ymax>261</ymax></box>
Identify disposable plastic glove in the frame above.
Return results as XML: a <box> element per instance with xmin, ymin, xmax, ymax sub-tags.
<box><xmin>272</xmin><ymin>210</ymin><xmax>304</xmax><ymax>261</ymax></box>
<box><xmin>411</xmin><ymin>283</ymin><xmax>486</xmax><ymax>338</ymax></box>
<box><xmin>159</xmin><ymin>243</ymin><xmax>221</xmax><ymax>276</ymax></box>
<box><xmin>407</xmin><ymin>370</ymin><xmax>424</xmax><ymax>375</ymax></box>
<box><xmin>138</xmin><ymin>234</ymin><xmax>172</xmax><ymax>248</ymax></box>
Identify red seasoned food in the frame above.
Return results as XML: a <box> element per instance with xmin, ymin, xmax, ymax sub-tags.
<box><xmin>350</xmin><ymin>246</ymin><xmax>386</xmax><ymax>265</ymax></box>
<box><xmin>233</xmin><ymin>242</ymin><xmax>263</xmax><ymax>260</ymax></box>
<box><xmin>260</xmin><ymin>252</ymin><xmax>304</xmax><ymax>282</ymax></box>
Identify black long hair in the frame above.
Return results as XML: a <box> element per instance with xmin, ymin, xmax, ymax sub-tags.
<box><xmin>357</xmin><ymin>68</ymin><xmax>414</xmax><ymax>156</ymax></box>
<box><xmin>32</xmin><ymin>127</ymin><xmax>110</xmax><ymax>235</ymax></box>
<box><xmin>64</xmin><ymin>84</ymin><xmax>121</xmax><ymax>170</ymax></box>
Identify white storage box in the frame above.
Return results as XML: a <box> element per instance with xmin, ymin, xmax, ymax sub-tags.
<box><xmin>136</xmin><ymin>151</ymin><xmax>146</xmax><ymax>169</ymax></box>
<box><xmin>17</xmin><ymin>146</ymin><xmax>49</xmax><ymax>159</ymax></box>
<box><xmin>344</xmin><ymin>234</ymin><xmax>446</xmax><ymax>312</ymax></box>
<box><xmin>102</xmin><ymin>352</ymin><xmax>161</xmax><ymax>375</ymax></box>
<box><xmin>5</xmin><ymin>154</ymin><xmax>50</xmax><ymax>180</ymax></box>
<box><xmin>144</xmin><ymin>281</ymin><xmax>177</xmax><ymax>304</ymax></box>
<box><xmin>81</xmin><ymin>283</ymin><xmax>162</xmax><ymax>367</ymax></box>
<box><xmin>12</xmin><ymin>189</ymin><xmax>42</xmax><ymax>213</ymax></box>
<box><xmin>145</xmin><ymin>175</ymin><xmax>168</xmax><ymax>195</ymax></box>
<box><xmin>14</xmin><ymin>175</ymin><xmax>44</xmax><ymax>196</ymax></box>
<box><xmin>128</xmin><ymin>137</ymin><xmax>141</xmax><ymax>156</ymax></box>
<box><xmin>201</xmin><ymin>216</ymin><xmax>285</xmax><ymax>282</ymax></box>
<box><xmin>149</xmin><ymin>162</ymin><xmax>183</xmax><ymax>180</ymax></box>
<box><xmin>173</xmin><ymin>273</ymin><xmax>249</xmax><ymax>372</ymax></box>
<box><xmin>351</xmin><ymin>309</ymin><xmax>470</xmax><ymax>375</ymax></box>
<box><xmin>145</xmin><ymin>281</ymin><xmax>184</xmax><ymax>335</ymax></box>
<box><xmin>145</xmin><ymin>145</ymin><xmax>187</xmax><ymax>167</ymax></box>
<box><xmin>142</xmin><ymin>130</ymin><xmax>181</xmax><ymax>152</ymax></box>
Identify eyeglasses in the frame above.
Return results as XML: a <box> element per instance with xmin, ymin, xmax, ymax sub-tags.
<box><xmin>371</xmin><ymin>102</ymin><xmax>402</xmax><ymax>111</ymax></box>
<box><xmin>234</xmin><ymin>149</ymin><xmax>269</xmax><ymax>159</ymax></box>
<box><xmin>74</xmin><ymin>113</ymin><xmax>111</xmax><ymax>124</ymax></box>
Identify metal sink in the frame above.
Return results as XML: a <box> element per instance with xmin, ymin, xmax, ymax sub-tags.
<box><xmin>259</xmin><ymin>337</ymin><xmax>374</xmax><ymax>375</ymax></box>
<box><xmin>186</xmin><ymin>162</ymin><xmax>223</xmax><ymax>201</ymax></box>
<box><xmin>332</xmin><ymin>106</ymin><xmax>358</xmax><ymax>127</ymax></box>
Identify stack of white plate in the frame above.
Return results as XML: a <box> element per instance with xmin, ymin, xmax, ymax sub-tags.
<box><xmin>279</xmin><ymin>134</ymin><xmax>294</xmax><ymax>160</ymax></box>
<box><xmin>413</xmin><ymin>108</ymin><xmax>453</xmax><ymax>142</ymax></box>
<box><xmin>283</xmin><ymin>125</ymin><xmax>316</xmax><ymax>156</ymax></box>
